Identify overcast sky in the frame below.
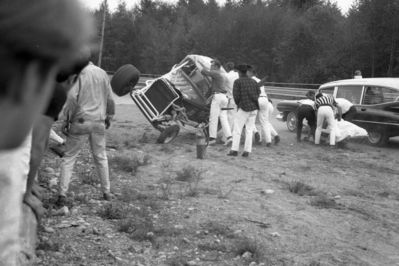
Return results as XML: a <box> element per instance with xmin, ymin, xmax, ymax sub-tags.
<box><xmin>79</xmin><ymin>0</ymin><xmax>356</xmax><ymax>14</ymax></box>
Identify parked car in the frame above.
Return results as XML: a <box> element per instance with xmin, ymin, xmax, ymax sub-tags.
<box><xmin>276</xmin><ymin>78</ymin><xmax>399</xmax><ymax>145</ymax></box>
<box><xmin>110</xmin><ymin>55</ymin><xmax>235</xmax><ymax>143</ymax></box>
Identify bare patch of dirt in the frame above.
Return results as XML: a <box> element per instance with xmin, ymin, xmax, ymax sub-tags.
<box><xmin>35</xmin><ymin>104</ymin><xmax>399</xmax><ymax>266</ymax></box>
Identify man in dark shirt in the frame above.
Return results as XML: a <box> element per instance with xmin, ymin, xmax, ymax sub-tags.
<box><xmin>227</xmin><ymin>64</ymin><xmax>260</xmax><ymax>157</ymax></box>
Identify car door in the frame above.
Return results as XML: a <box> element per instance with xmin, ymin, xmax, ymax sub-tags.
<box><xmin>350</xmin><ymin>85</ymin><xmax>399</xmax><ymax>133</ymax></box>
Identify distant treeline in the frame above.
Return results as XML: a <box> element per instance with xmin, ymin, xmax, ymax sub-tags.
<box><xmin>91</xmin><ymin>0</ymin><xmax>399</xmax><ymax>83</ymax></box>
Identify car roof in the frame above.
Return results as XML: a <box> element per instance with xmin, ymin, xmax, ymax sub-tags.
<box><xmin>319</xmin><ymin>78</ymin><xmax>399</xmax><ymax>90</ymax></box>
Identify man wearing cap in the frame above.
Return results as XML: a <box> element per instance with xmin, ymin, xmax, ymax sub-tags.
<box><xmin>296</xmin><ymin>90</ymin><xmax>316</xmax><ymax>142</ymax></box>
<box><xmin>197</xmin><ymin>58</ymin><xmax>233</xmax><ymax>145</ymax></box>
<box><xmin>227</xmin><ymin>64</ymin><xmax>260</xmax><ymax>157</ymax></box>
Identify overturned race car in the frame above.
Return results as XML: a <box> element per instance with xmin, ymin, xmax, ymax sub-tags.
<box><xmin>111</xmin><ymin>55</ymin><xmax>237</xmax><ymax>144</ymax></box>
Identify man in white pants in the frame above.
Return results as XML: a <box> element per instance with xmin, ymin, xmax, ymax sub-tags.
<box><xmin>57</xmin><ymin>62</ymin><xmax>115</xmax><ymax>205</ymax></box>
<box><xmin>314</xmin><ymin>93</ymin><xmax>340</xmax><ymax>146</ymax></box>
<box><xmin>227</xmin><ymin>64</ymin><xmax>260</xmax><ymax>157</ymax></box>
<box><xmin>198</xmin><ymin>59</ymin><xmax>232</xmax><ymax>145</ymax></box>
<box><xmin>247</xmin><ymin>67</ymin><xmax>280</xmax><ymax>146</ymax></box>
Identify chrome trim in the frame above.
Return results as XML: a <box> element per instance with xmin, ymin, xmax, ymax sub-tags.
<box><xmin>353</xmin><ymin>120</ymin><xmax>399</xmax><ymax>126</ymax></box>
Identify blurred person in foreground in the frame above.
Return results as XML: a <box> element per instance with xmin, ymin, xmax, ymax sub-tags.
<box><xmin>24</xmin><ymin>57</ymin><xmax>90</xmax><ymax>221</ymax></box>
<box><xmin>0</xmin><ymin>0</ymin><xmax>94</xmax><ymax>265</ymax></box>
<box><xmin>227</xmin><ymin>64</ymin><xmax>260</xmax><ymax>157</ymax></box>
<box><xmin>57</xmin><ymin>60</ymin><xmax>115</xmax><ymax>206</ymax></box>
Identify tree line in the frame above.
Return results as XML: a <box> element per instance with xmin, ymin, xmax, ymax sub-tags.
<box><xmin>91</xmin><ymin>0</ymin><xmax>399</xmax><ymax>84</ymax></box>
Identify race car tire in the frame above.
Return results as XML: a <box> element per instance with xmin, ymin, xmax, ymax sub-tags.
<box><xmin>111</xmin><ymin>64</ymin><xmax>140</xmax><ymax>96</ymax></box>
<box><xmin>156</xmin><ymin>125</ymin><xmax>180</xmax><ymax>144</ymax></box>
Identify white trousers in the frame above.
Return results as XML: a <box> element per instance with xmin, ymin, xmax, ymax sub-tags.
<box><xmin>232</xmin><ymin>109</ymin><xmax>258</xmax><ymax>153</ymax></box>
<box><xmin>209</xmin><ymin>93</ymin><xmax>232</xmax><ymax>139</ymax></box>
<box><xmin>0</xmin><ymin>133</ymin><xmax>31</xmax><ymax>266</ymax></box>
<box><xmin>315</xmin><ymin>106</ymin><xmax>336</xmax><ymax>145</ymax></box>
<box><xmin>59</xmin><ymin>123</ymin><xmax>110</xmax><ymax>196</ymax></box>
<box><xmin>258</xmin><ymin>97</ymin><xmax>272</xmax><ymax>143</ymax></box>
<box><xmin>255</xmin><ymin>100</ymin><xmax>277</xmax><ymax>139</ymax></box>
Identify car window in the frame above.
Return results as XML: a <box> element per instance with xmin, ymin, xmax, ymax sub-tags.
<box><xmin>319</xmin><ymin>86</ymin><xmax>335</xmax><ymax>96</ymax></box>
<box><xmin>363</xmin><ymin>86</ymin><xmax>399</xmax><ymax>105</ymax></box>
<box><xmin>336</xmin><ymin>85</ymin><xmax>362</xmax><ymax>104</ymax></box>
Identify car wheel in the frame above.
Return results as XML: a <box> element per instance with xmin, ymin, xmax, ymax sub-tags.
<box><xmin>286</xmin><ymin>112</ymin><xmax>297</xmax><ymax>132</ymax></box>
<box><xmin>110</xmin><ymin>64</ymin><xmax>140</xmax><ymax>96</ymax></box>
<box><xmin>367</xmin><ymin>129</ymin><xmax>388</xmax><ymax>146</ymax></box>
<box><xmin>156</xmin><ymin>125</ymin><xmax>180</xmax><ymax>144</ymax></box>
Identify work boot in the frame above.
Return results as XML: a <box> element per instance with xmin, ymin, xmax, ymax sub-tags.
<box><xmin>227</xmin><ymin>150</ymin><xmax>238</xmax><ymax>156</ymax></box>
<box><xmin>242</xmin><ymin>151</ymin><xmax>249</xmax><ymax>157</ymax></box>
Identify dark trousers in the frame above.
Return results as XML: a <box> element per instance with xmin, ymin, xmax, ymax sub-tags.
<box><xmin>342</xmin><ymin>106</ymin><xmax>357</xmax><ymax>122</ymax></box>
<box><xmin>296</xmin><ymin>105</ymin><xmax>316</xmax><ymax>141</ymax></box>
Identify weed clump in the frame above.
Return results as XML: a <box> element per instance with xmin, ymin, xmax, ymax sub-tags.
<box><xmin>288</xmin><ymin>181</ymin><xmax>318</xmax><ymax>196</ymax></box>
<box><xmin>109</xmin><ymin>154</ymin><xmax>151</xmax><ymax>175</ymax></box>
<box><xmin>98</xmin><ymin>202</ymin><xmax>128</xmax><ymax>220</ymax></box>
<box><xmin>310</xmin><ymin>195</ymin><xmax>342</xmax><ymax>209</ymax></box>
<box><xmin>232</xmin><ymin>237</ymin><xmax>265</xmax><ymax>263</ymax></box>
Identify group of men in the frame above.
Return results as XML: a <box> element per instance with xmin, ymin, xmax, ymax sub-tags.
<box><xmin>296</xmin><ymin>90</ymin><xmax>357</xmax><ymax>147</ymax></box>
<box><xmin>197</xmin><ymin>59</ymin><xmax>280</xmax><ymax>157</ymax></box>
<box><xmin>0</xmin><ymin>1</ymin><xmax>116</xmax><ymax>264</ymax></box>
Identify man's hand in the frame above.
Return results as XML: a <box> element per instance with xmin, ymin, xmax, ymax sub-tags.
<box><xmin>105</xmin><ymin>116</ymin><xmax>112</xmax><ymax>129</ymax></box>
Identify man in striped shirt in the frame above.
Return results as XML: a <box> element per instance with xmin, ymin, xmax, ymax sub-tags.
<box><xmin>314</xmin><ymin>92</ymin><xmax>340</xmax><ymax>146</ymax></box>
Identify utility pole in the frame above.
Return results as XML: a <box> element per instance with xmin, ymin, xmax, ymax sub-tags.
<box><xmin>98</xmin><ymin>0</ymin><xmax>107</xmax><ymax>67</ymax></box>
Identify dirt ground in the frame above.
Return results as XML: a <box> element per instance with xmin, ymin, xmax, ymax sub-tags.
<box><xmin>35</xmin><ymin>102</ymin><xmax>399</xmax><ymax>266</ymax></box>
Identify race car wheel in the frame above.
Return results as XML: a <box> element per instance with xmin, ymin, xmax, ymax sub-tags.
<box><xmin>286</xmin><ymin>112</ymin><xmax>297</xmax><ymax>132</ymax></box>
<box><xmin>156</xmin><ymin>125</ymin><xmax>180</xmax><ymax>144</ymax></box>
<box><xmin>110</xmin><ymin>64</ymin><xmax>140</xmax><ymax>96</ymax></box>
<box><xmin>367</xmin><ymin>128</ymin><xmax>388</xmax><ymax>146</ymax></box>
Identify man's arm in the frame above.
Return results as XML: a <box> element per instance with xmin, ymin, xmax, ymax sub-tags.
<box><xmin>233</xmin><ymin>80</ymin><xmax>240</xmax><ymax>106</ymax></box>
<box><xmin>105</xmin><ymin>79</ymin><xmax>115</xmax><ymax>129</ymax></box>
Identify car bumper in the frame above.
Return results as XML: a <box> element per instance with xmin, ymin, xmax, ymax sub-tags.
<box><xmin>276</xmin><ymin>113</ymin><xmax>284</xmax><ymax>121</ymax></box>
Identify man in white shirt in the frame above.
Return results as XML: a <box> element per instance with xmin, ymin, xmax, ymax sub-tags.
<box><xmin>58</xmin><ymin>62</ymin><xmax>115</xmax><ymax>205</ymax></box>
<box><xmin>335</xmin><ymin>98</ymin><xmax>356</xmax><ymax>122</ymax></box>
